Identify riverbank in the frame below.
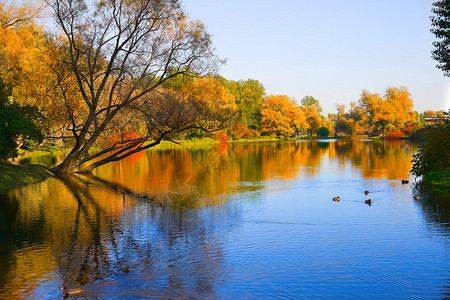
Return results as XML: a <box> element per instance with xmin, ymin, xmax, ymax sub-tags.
<box><xmin>0</xmin><ymin>163</ymin><xmax>54</xmax><ymax>193</ymax></box>
<box><xmin>423</xmin><ymin>171</ymin><xmax>450</xmax><ymax>192</ymax></box>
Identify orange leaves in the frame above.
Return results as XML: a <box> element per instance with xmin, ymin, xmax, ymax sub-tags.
<box><xmin>359</xmin><ymin>87</ymin><xmax>418</xmax><ymax>134</ymax></box>
<box><xmin>188</xmin><ymin>78</ymin><xmax>236</xmax><ymax>113</ymax></box>
<box><xmin>261</xmin><ymin>95</ymin><xmax>304</xmax><ymax>137</ymax></box>
<box><xmin>385</xmin><ymin>131</ymin><xmax>405</xmax><ymax>139</ymax></box>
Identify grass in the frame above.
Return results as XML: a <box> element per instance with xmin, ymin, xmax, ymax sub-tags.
<box><xmin>0</xmin><ymin>162</ymin><xmax>54</xmax><ymax>193</ymax></box>
<box><xmin>424</xmin><ymin>169</ymin><xmax>450</xmax><ymax>192</ymax></box>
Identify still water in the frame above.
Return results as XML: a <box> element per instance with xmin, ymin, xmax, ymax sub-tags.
<box><xmin>1</xmin><ymin>140</ymin><xmax>449</xmax><ymax>299</ymax></box>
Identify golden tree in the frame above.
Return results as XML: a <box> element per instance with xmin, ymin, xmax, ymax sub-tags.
<box><xmin>41</xmin><ymin>0</ymin><xmax>223</xmax><ymax>173</ymax></box>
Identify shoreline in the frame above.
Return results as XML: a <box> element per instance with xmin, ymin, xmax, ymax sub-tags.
<box><xmin>5</xmin><ymin>136</ymin><xmax>446</xmax><ymax>194</ymax></box>
<box><xmin>0</xmin><ymin>163</ymin><xmax>54</xmax><ymax>194</ymax></box>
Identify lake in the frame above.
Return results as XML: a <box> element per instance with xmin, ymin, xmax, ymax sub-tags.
<box><xmin>1</xmin><ymin>140</ymin><xmax>449</xmax><ymax>299</ymax></box>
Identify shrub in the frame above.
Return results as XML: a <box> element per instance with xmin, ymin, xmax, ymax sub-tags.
<box><xmin>213</xmin><ymin>131</ymin><xmax>229</xmax><ymax>144</ymax></box>
<box><xmin>0</xmin><ymin>94</ymin><xmax>44</xmax><ymax>160</ymax></box>
<box><xmin>411</xmin><ymin>118</ymin><xmax>450</xmax><ymax>179</ymax></box>
<box><xmin>334</xmin><ymin>119</ymin><xmax>353</xmax><ymax>136</ymax></box>
<box><xmin>384</xmin><ymin>130</ymin><xmax>404</xmax><ymax>139</ymax></box>
<box><xmin>317</xmin><ymin>127</ymin><xmax>330</xmax><ymax>138</ymax></box>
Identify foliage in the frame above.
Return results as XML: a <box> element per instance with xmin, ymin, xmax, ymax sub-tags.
<box><xmin>302</xmin><ymin>105</ymin><xmax>321</xmax><ymax>135</ymax></box>
<box><xmin>317</xmin><ymin>127</ymin><xmax>329</xmax><ymax>138</ymax></box>
<box><xmin>384</xmin><ymin>130</ymin><xmax>404</xmax><ymax>139</ymax></box>
<box><xmin>423</xmin><ymin>110</ymin><xmax>447</xmax><ymax>117</ymax></box>
<box><xmin>261</xmin><ymin>95</ymin><xmax>306</xmax><ymax>138</ymax></box>
<box><xmin>37</xmin><ymin>0</ymin><xmax>224</xmax><ymax>173</ymax></box>
<box><xmin>358</xmin><ymin>87</ymin><xmax>417</xmax><ymax>135</ymax></box>
<box><xmin>226</xmin><ymin>79</ymin><xmax>265</xmax><ymax>130</ymax></box>
<box><xmin>301</xmin><ymin>96</ymin><xmax>323</xmax><ymax>113</ymax></box>
<box><xmin>228</xmin><ymin>123</ymin><xmax>259</xmax><ymax>139</ymax></box>
<box><xmin>411</xmin><ymin>116</ymin><xmax>450</xmax><ymax>183</ymax></box>
<box><xmin>213</xmin><ymin>131</ymin><xmax>229</xmax><ymax>144</ymax></box>
<box><xmin>431</xmin><ymin>0</ymin><xmax>450</xmax><ymax>77</ymax></box>
<box><xmin>0</xmin><ymin>78</ymin><xmax>44</xmax><ymax>160</ymax></box>
<box><xmin>334</xmin><ymin>118</ymin><xmax>353</xmax><ymax>136</ymax></box>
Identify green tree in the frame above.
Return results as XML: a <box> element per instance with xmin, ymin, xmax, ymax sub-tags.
<box><xmin>334</xmin><ymin>118</ymin><xmax>353</xmax><ymax>136</ymax></box>
<box><xmin>317</xmin><ymin>127</ymin><xmax>329</xmax><ymax>138</ymax></box>
<box><xmin>419</xmin><ymin>112</ymin><xmax>426</xmax><ymax>125</ymax></box>
<box><xmin>411</xmin><ymin>113</ymin><xmax>450</xmax><ymax>184</ymax></box>
<box><xmin>301</xmin><ymin>96</ymin><xmax>323</xmax><ymax>113</ymax></box>
<box><xmin>0</xmin><ymin>78</ymin><xmax>43</xmax><ymax>160</ymax></box>
<box><xmin>226</xmin><ymin>79</ymin><xmax>265</xmax><ymax>130</ymax></box>
<box><xmin>431</xmin><ymin>0</ymin><xmax>450</xmax><ymax>77</ymax></box>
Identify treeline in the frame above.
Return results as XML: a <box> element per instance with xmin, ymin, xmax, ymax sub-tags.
<box><xmin>162</xmin><ymin>76</ymin><xmax>324</xmax><ymax>139</ymax></box>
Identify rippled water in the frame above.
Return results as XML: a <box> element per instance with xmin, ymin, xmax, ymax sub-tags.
<box><xmin>1</xmin><ymin>140</ymin><xmax>449</xmax><ymax>299</ymax></box>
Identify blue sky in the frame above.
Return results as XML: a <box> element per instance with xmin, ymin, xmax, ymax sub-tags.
<box><xmin>182</xmin><ymin>0</ymin><xmax>450</xmax><ymax>115</ymax></box>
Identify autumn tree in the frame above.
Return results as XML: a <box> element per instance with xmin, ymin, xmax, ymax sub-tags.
<box><xmin>0</xmin><ymin>1</ymin><xmax>50</xmax><ymax>158</ymax></box>
<box><xmin>0</xmin><ymin>0</ymin><xmax>45</xmax><ymax>30</ymax></box>
<box><xmin>42</xmin><ymin>0</ymin><xmax>222</xmax><ymax>173</ymax></box>
<box><xmin>301</xmin><ymin>95</ymin><xmax>323</xmax><ymax>113</ymax></box>
<box><xmin>302</xmin><ymin>105</ymin><xmax>321</xmax><ymax>135</ymax></box>
<box><xmin>334</xmin><ymin>118</ymin><xmax>353</xmax><ymax>136</ymax></box>
<box><xmin>424</xmin><ymin>110</ymin><xmax>447</xmax><ymax>117</ymax></box>
<box><xmin>431</xmin><ymin>0</ymin><xmax>450</xmax><ymax>77</ymax></box>
<box><xmin>261</xmin><ymin>95</ymin><xmax>305</xmax><ymax>137</ymax></box>
<box><xmin>77</xmin><ymin>78</ymin><xmax>237</xmax><ymax>172</ymax></box>
<box><xmin>359</xmin><ymin>87</ymin><xmax>417</xmax><ymax>135</ymax></box>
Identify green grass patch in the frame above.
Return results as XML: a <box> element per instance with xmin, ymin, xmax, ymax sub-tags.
<box><xmin>423</xmin><ymin>169</ymin><xmax>450</xmax><ymax>192</ymax></box>
<box><xmin>0</xmin><ymin>162</ymin><xmax>54</xmax><ymax>193</ymax></box>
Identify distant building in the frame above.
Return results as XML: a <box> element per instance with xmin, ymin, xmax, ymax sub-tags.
<box><xmin>424</xmin><ymin>117</ymin><xmax>449</xmax><ymax>125</ymax></box>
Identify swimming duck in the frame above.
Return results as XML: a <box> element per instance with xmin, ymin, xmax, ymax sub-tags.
<box><xmin>414</xmin><ymin>195</ymin><xmax>419</xmax><ymax>200</ymax></box>
<box><xmin>333</xmin><ymin>196</ymin><xmax>340</xmax><ymax>202</ymax></box>
<box><xmin>365</xmin><ymin>199</ymin><xmax>372</xmax><ymax>206</ymax></box>
<box><xmin>401</xmin><ymin>180</ymin><xmax>409</xmax><ymax>184</ymax></box>
<box><xmin>364</xmin><ymin>190</ymin><xmax>369</xmax><ymax>195</ymax></box>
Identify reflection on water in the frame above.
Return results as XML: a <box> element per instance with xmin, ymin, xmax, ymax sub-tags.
<box><xmin>1</xmin><ymin>140</ymin><xmax>449</xmax><ymax>298</ymax></box>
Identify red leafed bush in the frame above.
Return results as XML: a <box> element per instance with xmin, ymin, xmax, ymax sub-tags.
<box><xmin>231</xmin><ymin>123</ymin><xmax>260</xmax><ymax>139</ymax></box>
<box><xmin>402</xmin><ymin>125</ymin><xmax>414</xmax><ymax>136</ymax></box>
<box><xmin>385</xmin><ymin>130</ymin><xmax>404</xmax><ymax>139</ymax></box>
<box><xmin>213</xmin><ymin>131</ymin><xmax>229</xmax><ymax>144</ymax></box>
<box><xmin>105</xmin><ymin>130</ymin><xmax>141</xmax><ymax>147</ymax></box>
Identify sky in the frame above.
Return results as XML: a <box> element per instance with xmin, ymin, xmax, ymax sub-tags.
<box><xmin>181</xmin><ymin>0</ymin><xmax>450</xmax><ymax>115</ymax></box>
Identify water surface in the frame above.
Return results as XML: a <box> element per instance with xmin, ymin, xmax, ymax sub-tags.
<box><xmin>1</xmin><ymin>140</ymin><xmax>449</xmax><ymax>299</ymax></box>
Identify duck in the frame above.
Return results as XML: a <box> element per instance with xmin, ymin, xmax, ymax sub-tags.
<box><xmin>332</xmin><ymin>196</ymin><xmax>340</xmax><ymax>202</ymax></box>
<box><xmin>365</xmin><ymin>199</ymin><xmax>372</xmax><ymax>206</ymax></box>
<box><xmin>401</xmin><ymin>180</ymin><xmax>409</xmax><ymax>184</ymax></box>
<box><xmin>414</xmin><ymin>195</ymin><xmax>419</xmax><ymax>200</ymax></box>
<box><xmin>364</xmin><ymin>190</ymin><xmax>369</xmax><ymax>195</ymax></box>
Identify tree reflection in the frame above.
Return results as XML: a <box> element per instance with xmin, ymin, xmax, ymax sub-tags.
<box><xmin>412</xmin><ymin>183</ymin><xmax>450</xmax><ymax>298</ymax></box>
<box><xmin>0</xmin><ymin>173</ymin><xmax>240</xmax><ymax>298</ymax></box>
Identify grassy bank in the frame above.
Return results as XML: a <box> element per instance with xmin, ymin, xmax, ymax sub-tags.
<box><xmin>423</xmin><ymin>170</ymin><xmax>450</xmax><ymax>192</ymax></box>
<box><xmin>0</xmin><ymin>163</ymin><xmax>54</xmax><ymax>193</ymax></box>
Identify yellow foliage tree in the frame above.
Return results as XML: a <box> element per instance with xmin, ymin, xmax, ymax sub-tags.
<box><xmin>359</xmin><ymin>87</ymin><xmax>417</xmax><ymax>134</ymax></box>
<box><xmin>261</xmin><ymin>95</ymin><xmax>305</xmax><ymax>137</ymax></box>
<box><xmin>302</xmin><ymin>105</ymin><xmax>322</xmax><ymax>135</ymax></box>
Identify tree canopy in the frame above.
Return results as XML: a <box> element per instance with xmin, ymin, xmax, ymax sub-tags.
<box><xmin>301</xmin><ymin>96</ymin><xmax>322</xmax><ymax>113</ymax></box>
<box><xmin>431</xmin><ymin>0</ymin><xmax>450</xmax><ymax>77</ymax></box>
<box><xmin>42</xmin><ymin>0</ymin><xmax>223</xmax><ymax>172</ymax></box>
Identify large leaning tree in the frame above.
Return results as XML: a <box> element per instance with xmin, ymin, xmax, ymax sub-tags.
<box><xmin>44</xmin><ymin>0</ymin><xmax>225</xmax><ymax>173</ymax></box>
<box><xmin>431</xmin><ymin>0</ymin><xmax>450</xmax><ymax>77</ymax></box>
